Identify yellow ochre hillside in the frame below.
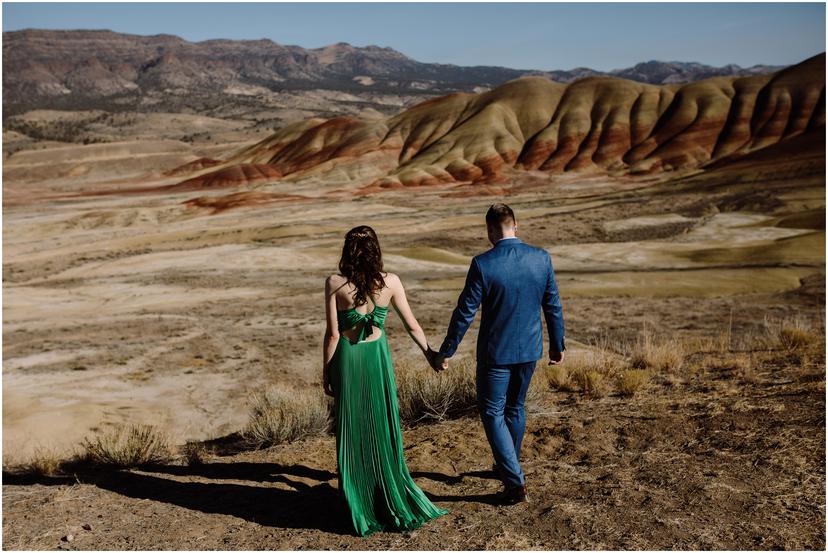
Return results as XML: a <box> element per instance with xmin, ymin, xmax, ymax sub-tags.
<box><xmin>163</xmin><ymin>52</ymin><xmax>825</xmax><ymax>192</ymax></box>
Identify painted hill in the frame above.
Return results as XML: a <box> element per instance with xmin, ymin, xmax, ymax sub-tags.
<box><xmin>163</xmin><ymin>52</ymin><xmax>824</xmax><ymax>192</ymax></box>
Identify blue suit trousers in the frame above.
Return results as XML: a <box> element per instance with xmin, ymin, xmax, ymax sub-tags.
<box><xmin>476</xmin><ymin>360</ymin><xmax>536</xmax><ymax>488</ymax></box>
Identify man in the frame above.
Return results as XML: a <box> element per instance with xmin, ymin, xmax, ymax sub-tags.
<box><xmin>431</xmin><ymin>203</ymin><xmax>566</xmax><ymax>505</ymax></box>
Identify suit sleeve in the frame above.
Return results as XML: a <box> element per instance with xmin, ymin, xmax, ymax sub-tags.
<box><xmin>542</xmin><ymin>251</ymin><xmax>566</xmax><ymax>353</ymax></box>
<box><xmin>439</xmin><ymin>257</ymin><xmax>484</xmax><ymax>358</ymax></box>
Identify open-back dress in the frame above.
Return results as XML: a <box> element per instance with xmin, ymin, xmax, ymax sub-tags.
<box><xmin>328</xmin><ymin>301</ymin><xmax>448</xmax><ymax>536</ymax></box>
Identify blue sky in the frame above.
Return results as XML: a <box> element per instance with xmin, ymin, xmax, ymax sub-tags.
<box><xmin>3</xmin><ymin>2</ymin><xmax>825</xmax><ymax>71</ymax></box>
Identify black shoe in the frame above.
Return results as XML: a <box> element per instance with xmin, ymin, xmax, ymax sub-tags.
<box><xmin>497</xmin><ymin>484</ymin><xmax>529</xmax><ymax>505</ymax></box>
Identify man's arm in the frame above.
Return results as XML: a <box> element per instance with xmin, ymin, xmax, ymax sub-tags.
<box><xmin>439</xmin><ymin>257</ymin><xmax>484</xmax><ymax>359</ymax></box>
<box><xmin>542</xmin><ymin>251</ymin><xmax>566</xmax><ymax>354</ymax></box>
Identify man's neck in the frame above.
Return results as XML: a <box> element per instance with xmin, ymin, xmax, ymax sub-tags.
<box><xmin>498</xmin><ymin>234</ymin><xmax>517</xmax><ymax>241</ymax></box>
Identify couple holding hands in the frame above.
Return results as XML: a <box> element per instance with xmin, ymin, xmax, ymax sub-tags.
<box><xmin>323</xmin><ymin>203</ymin><xmax>566</xmax><ymax>537</ymax></box>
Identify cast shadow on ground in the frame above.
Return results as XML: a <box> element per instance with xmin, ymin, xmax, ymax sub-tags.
<box><xmin>4</xmin><ymin>462</ymin><xmax>352</xmax><ymax>534</ymax></box>
<box><xmin>411</xmin><ymin>469</ymin><xmax>502</xmax><ymax>505</ymax></box>
<box><xmin>4</xmin><ymin>461</ymin><xmax>502</xmax><ymax>527</ymax></box>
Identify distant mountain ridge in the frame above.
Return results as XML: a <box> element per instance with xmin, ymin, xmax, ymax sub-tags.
<box><xmin>608</xmin><ymin>59</ymin><xmax>783</xmax><ymax>84</ymax></box>
<box><xmin>3</xmin><ymin>28</ymin><xmax>790</xmax><ymax>117</ymax></box>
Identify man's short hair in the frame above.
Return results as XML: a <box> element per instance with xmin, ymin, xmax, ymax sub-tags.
<box><xmin>486</xmin><ymin>203</ymin><xmax>516</xmax><ymax>228</ymax></box>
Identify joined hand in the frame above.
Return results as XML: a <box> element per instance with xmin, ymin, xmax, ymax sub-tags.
<box><xmin>426</xmin><ymin>347</ymin><xmax>449</xmax><ymax>372</ymax></box>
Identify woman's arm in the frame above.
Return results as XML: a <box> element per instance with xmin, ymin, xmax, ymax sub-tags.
<box><xmin>389</xmin><ymin>274</ymin><xmax>432</xmax><ymax>358</ymax></box>
<box><xmin>322</xmin><ymin>276</ymin><xmax>340</xmax><ymax>396</ymax></box>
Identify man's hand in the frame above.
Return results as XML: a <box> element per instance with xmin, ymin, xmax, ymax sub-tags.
<box><xmin>548</xmin><ymin>350</ymin><xmax>565</xmax><ymax>365</ymax></box>
<box><xmin>427</xmin><ymin>347</ymin><xmax>448</xmax><ymax>372</ymax></box>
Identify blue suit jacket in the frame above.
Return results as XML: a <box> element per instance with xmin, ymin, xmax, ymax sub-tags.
<box><xmin>439</xmin><ymin>237</ymin><xmax>565</xmax><ymax>366</ymax></box>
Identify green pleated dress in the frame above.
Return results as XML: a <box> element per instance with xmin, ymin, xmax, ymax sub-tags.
<box><xmin>329</xmin><ymin>303</ymin><xmax>448</xmax><ymax>537</ymax></box>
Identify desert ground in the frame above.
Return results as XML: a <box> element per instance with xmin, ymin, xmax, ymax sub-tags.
<box><xmin>2</xmin><ymin>120</ymin><xmax>825</xmax><ymax>549</ymax></box>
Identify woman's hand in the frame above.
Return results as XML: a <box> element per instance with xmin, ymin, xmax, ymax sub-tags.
<box><xmin>323</xmin><ymin>367</ymin><xmax>334</xmax><ymax>397</ymax></box>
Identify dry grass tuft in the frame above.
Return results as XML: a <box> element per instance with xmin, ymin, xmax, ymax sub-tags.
<box><xmin>571</xmin><ymin>369</ymin><xmax>610</xmax><ymax>398</ymax></box>
<box><xmin>554</xmin><ymin>334</ymin><xmax>626</xmax><ymax>398</ymax></box>
<box><xmin>242</xmin><ymin>385</ymin><xmax>332</xmax><ymax>447</ymax></box>
<box><xmin>762</xmin><ymin>314</ymin><xmax>821</xmax><ymax>352</ymax></box>
<box><xmin>181</xmin><ymin>440</ymin><xmax>208</xmax><ymax>466</ymax></box>
<box><xmin>20</xmin><ymin>445</ymin><xmax>64</xmax><ymax>476</ymax></box>
<box><xmin>566</xmin><ymin>336</ymin><xmax>626</xmax><ymax>375</ymax></box>
<box><xmin>395</xmin><ymin>358</ymin><xmax>477</xmax><ymax>425</ymax></box>
<box><xmin>617</xmin><ymin>369</ymin><xmax>651</xmax><ymax>396</ymax></box>
<box><xmin>779</xmin><ymin>327</ymin><xmax>816</xmax><ymax>350</ymax></box>
<box><xmin>81</xmin><ymin>423</ymin><xmax>171</xmax><ymax>467</ymax></box>
<box><xmin>684</xmin><ymin>333</ymin><xmax>732</xmax><ymax>354</ymax></box>
<box><xmin>546</xmin><ymin>364</ymin><xmax>572</xmax><ymax>390</ymax></box>
<box><xmin>627</xmin><ymin>328</ymin><xmax>686</xmax><ymax>372</ymax></box>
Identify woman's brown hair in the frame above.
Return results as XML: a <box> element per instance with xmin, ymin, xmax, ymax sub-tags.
<box><xmin>338</xmin><ymin>225</ymin><xmax>385</xmax><ymax>306</ymax></box>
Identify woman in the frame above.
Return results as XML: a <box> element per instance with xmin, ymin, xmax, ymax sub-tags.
<box><xmin>322</xmin><ymin>225</ymin><xmax>449</xmax><ymax>537</ymax></box>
